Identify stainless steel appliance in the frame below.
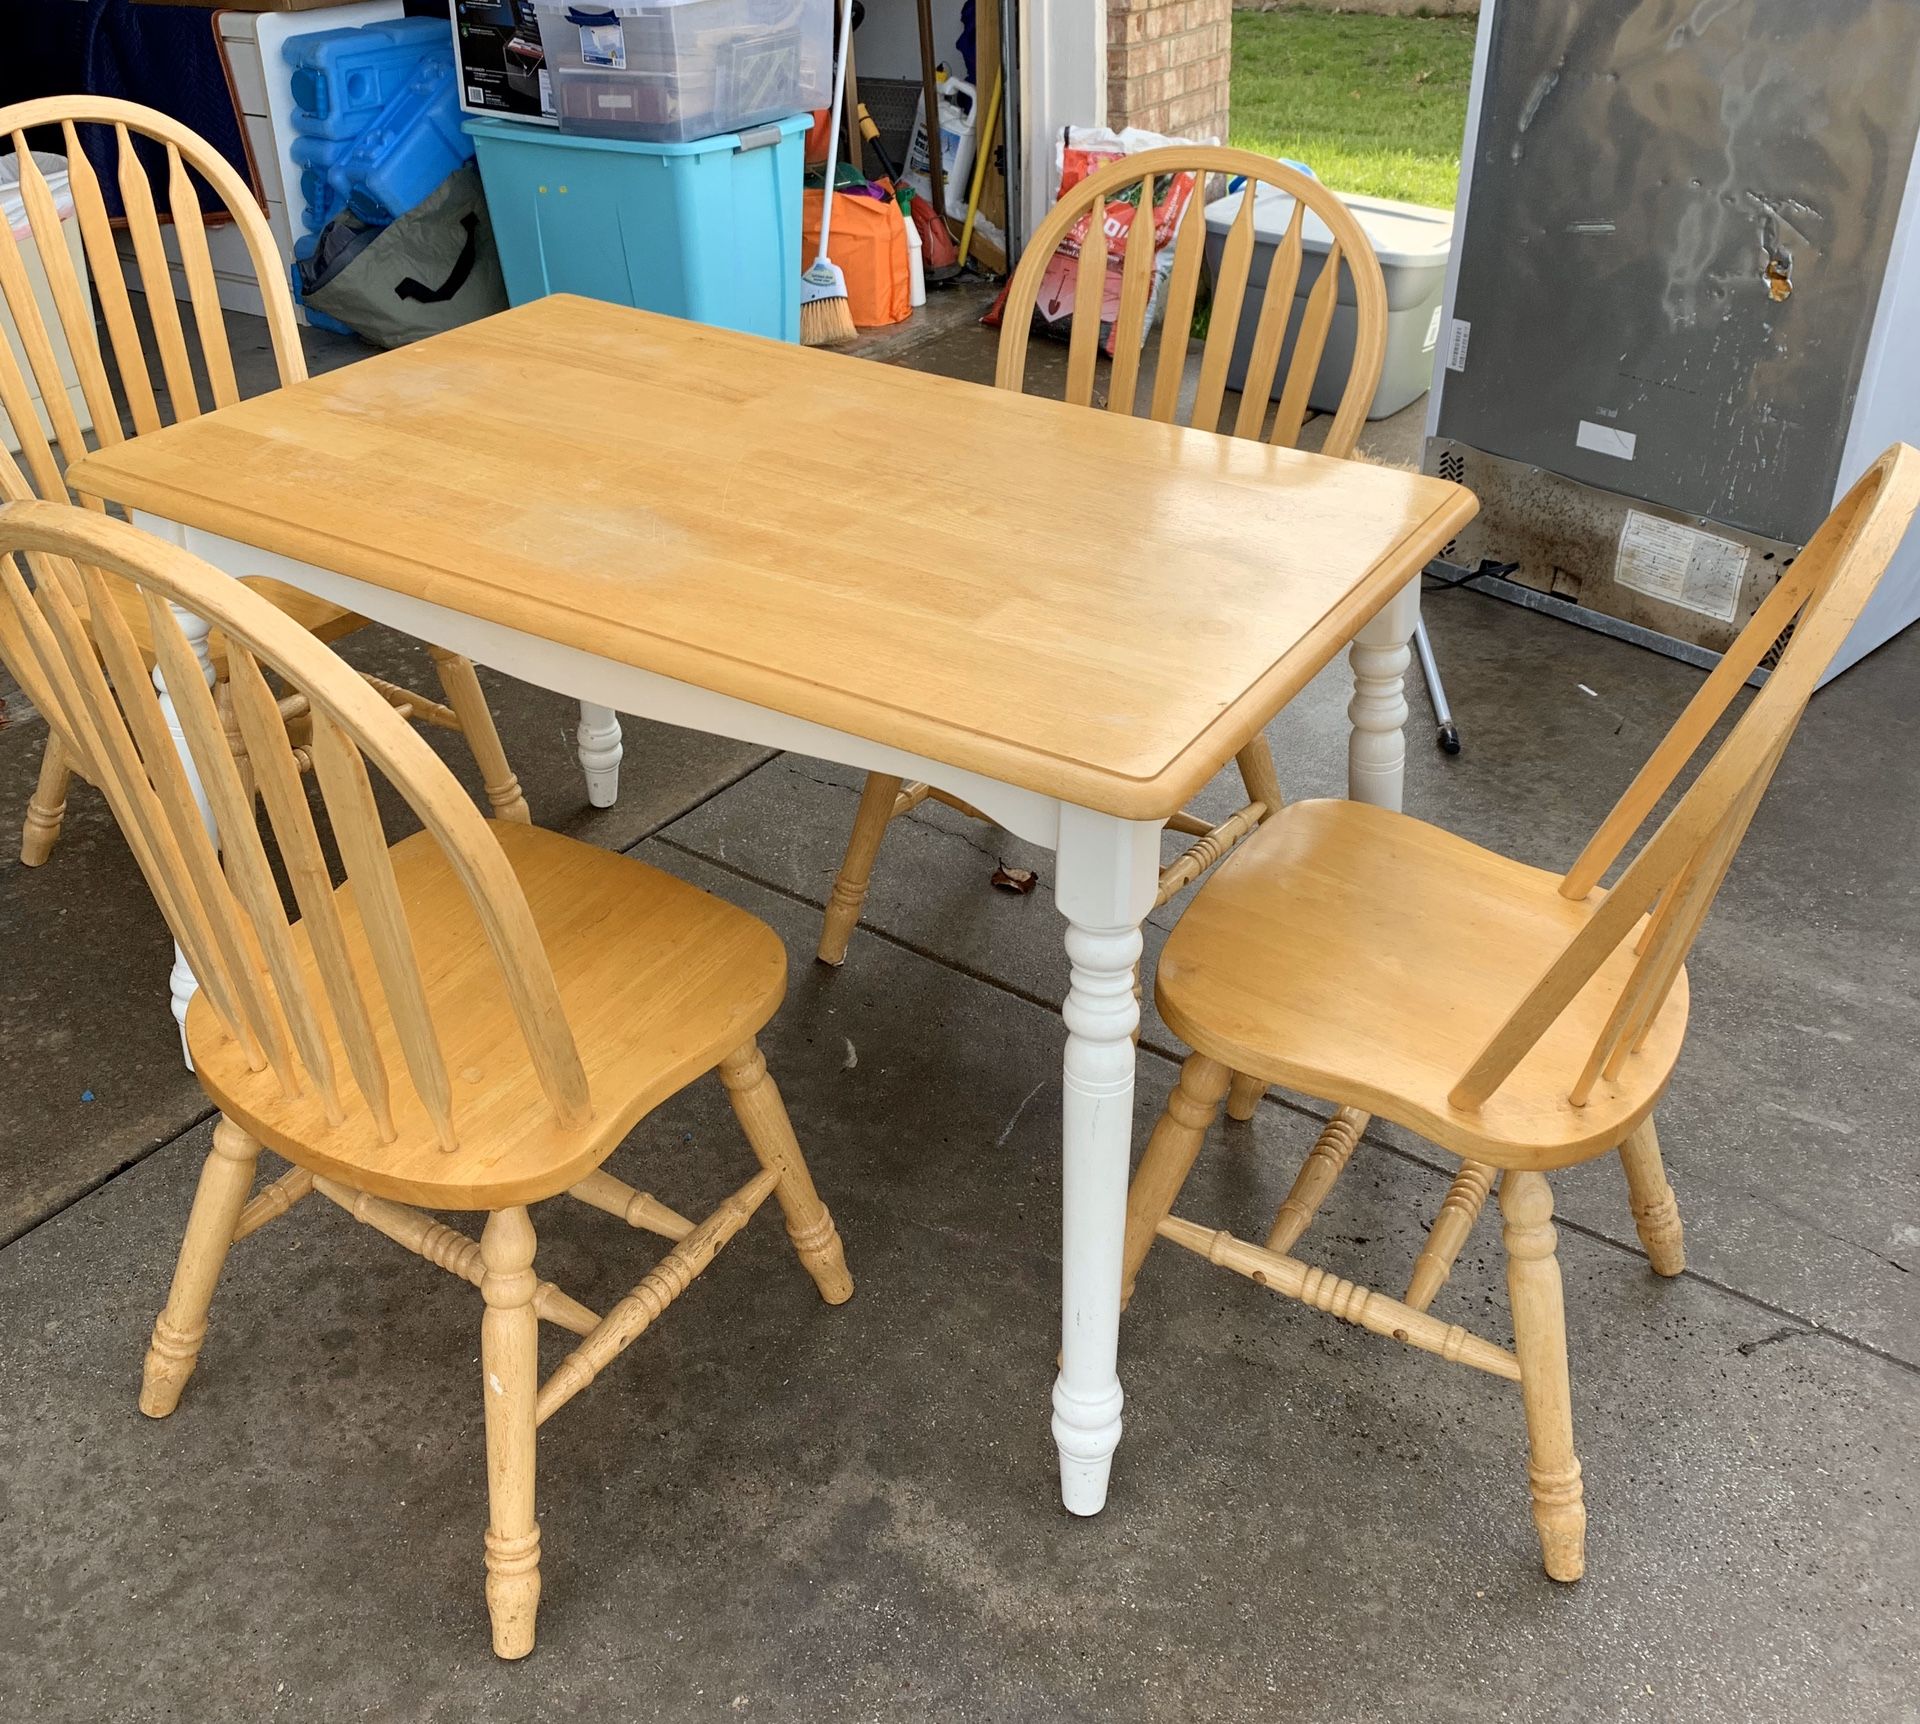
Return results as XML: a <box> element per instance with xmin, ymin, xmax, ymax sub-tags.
<box><xmin>1423</xmin><ymin>0</ymin><xmax>1920</xmax><ymax>681</ymax></box>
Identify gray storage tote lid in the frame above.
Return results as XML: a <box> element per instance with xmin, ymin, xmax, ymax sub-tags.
<box><xmin>1202</xmin><ymin>181</ymin><xmax>1453</xmax><ymax>271</ymax></box>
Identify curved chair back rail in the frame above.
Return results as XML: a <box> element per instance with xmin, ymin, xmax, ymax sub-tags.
<box><xmin>0</xmin><ymin>492</ymin><xmax>589</xmax><ymax>1149</ymax></box>
<box><xmin>0</xmin><ymin>96</ymin><xmax>305</xmax><ymax>505</ymax></box>
<box><xmin>993</xmin><ymin>144</ymin><xmax>1389</xmax><ymax>457</ymax></box>
<box><xmin>1453</xmin><ymin>444</ymin><xmax>1920</xmax><ymax>1112</ymax></box>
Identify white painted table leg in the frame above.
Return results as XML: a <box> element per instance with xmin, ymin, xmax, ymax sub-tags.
<box><xmin>1051</xmin><ymin>805</ymin><xmax>1162</xmax><ymax>1515</ymax></box>
<box><xmin>1347</xmin><ymin>577</ymin><xmax>1420</xmax><ymax>811</ymax></box>
<box><xmin>153</xmin><ymin>599</ymin><xmax>218</xmax><ymax>1069</ymax></box>
<box><xmin>576</xmin><ymin>701</ymin><xmax>622</xmax><ymax>808</ymax></box>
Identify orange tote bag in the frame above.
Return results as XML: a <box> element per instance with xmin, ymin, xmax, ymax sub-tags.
<box><xmin>801</xmin><ymin>187</ymin><xmax>911</xmax><ymax>329</ymax></box>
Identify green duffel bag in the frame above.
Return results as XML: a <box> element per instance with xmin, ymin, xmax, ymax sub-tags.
<box><xmin>301</xmin><ymin>163</ymin><xmax>508</xmax><ymax>348</ymax></box>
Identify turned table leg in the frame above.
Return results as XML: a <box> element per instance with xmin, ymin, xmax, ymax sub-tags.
<box><xmin>1348</xmin><ymin>578</ymin><xmax>1419</xmax><ymax>812</ymax></box>
<box><xmin>576</xmin><ymin>701</ymin><xmax>623</xmax><ymax>809</ymax></box>
<box><xmin>1051</xmin><ymin>806</ymin><xmax>1161</xmax><ymax>1515</ymax></box>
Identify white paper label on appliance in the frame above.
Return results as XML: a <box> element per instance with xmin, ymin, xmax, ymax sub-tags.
<box><xmin>1614</xmin><ymin>511</ymin><xmax>1749</xmax><ymax>623</ymax></box>
<box><xmin>1445</xmin><ymin>318</ymin><xmax>1471</xmax><ymax>371</ymax></box>
<box><xmin>1576</xmin><ymin>419</ymin><xmax>1637</xmax><ymax>460</ymax></box>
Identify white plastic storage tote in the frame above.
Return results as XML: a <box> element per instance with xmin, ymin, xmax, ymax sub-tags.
<box><xmin>1203</xmin><ymin>183</ymin><xmax>1454</xmax><ymax>421</ymax></box>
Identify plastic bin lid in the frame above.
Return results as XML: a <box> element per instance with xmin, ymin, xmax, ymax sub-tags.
<box><xmin>464</xmin><ymin>110</ymin><xmax>809</xmax><ymax>155</ymax></box>
<box><xmin>1202</xmin><ymin>181</ymin><xmax>1453</xmax><ymax>269</ymax></box>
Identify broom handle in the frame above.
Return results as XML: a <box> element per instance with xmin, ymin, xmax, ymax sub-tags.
<box><xmin>914</xmin><ymin>0</ymin><xmax>946</xmax><ymax>218</ymax></box>
<box><xmin>815</xmin><ymin>0</ymin><xmax>856</xmax><ymax>265</ymax></box>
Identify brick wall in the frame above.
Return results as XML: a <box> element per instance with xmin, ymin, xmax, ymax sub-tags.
<box><xmin>1107</xmin><ymin>0</ymin><xmax>1233</xmax><ymax>144</ymax></box>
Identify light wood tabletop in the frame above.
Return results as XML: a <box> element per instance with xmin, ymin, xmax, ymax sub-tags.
<box><xmin>68</xmin><ymin>295</ymin><xmax>1475</xmax><ymax>820</ymax></box>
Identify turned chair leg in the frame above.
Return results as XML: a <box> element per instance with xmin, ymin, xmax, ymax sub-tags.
<box><xmin>429</xmin><ymin>648</ymin><xmax>531</xmax><ymax>824</ymax></box>
<box><xmin>818</xmin><ymin>771</ymin><xmax>902</xmax><ymax>966</ymax></box>
<box><xmin>1617</xmin><ymin>1119</ymin><xmax>1685</xmax><ymax>1276</ymax></box>
<box><xmin>1225</xmin><ymin>1072</ymin><xmax>1267</xmax><ymax>1123</ymax></box>
<box><xmin>480</xmin><ymin>1206</ymin><xmax>542</xmax><ymax>1660</ymax></box>
<box><xmin>140</xmin><ymin>1117</ymin><xmax>262</xmax><ymax>1417</ymax></box>
<box><xmin>1121</xmin><ymin>1053</ymin><xmax>1231</xmax><ymax>1305</ymax></box>
<box><xmin>1500</xmin><ymin>1171</ymin><xmax>1586</xmax><ymax>1582</ymax></box>
<box><xmin>1405</xmin><ymin>1158</ymin><xmax>1496</xmax><ymax>1313</ymax></box>
<box><xmin>720</xmin><ymin>1040</ymin><xmax>854</xmax><ymax>1304</ymax></box>
<box><xmin>1233</xmin><ymin>736</ymin><xmax>1285</xmax><ymax>820</ymax></box>
<box><xmin>20</xmin><ymin>733</ymin><xmax>72</xmax><ymax>866</ymax></box>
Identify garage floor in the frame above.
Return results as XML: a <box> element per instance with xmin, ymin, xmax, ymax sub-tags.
<box><xmin>0</xmin><ymin>294</ymin><xmax>1914</xmax><ymax>1723</ymax></box>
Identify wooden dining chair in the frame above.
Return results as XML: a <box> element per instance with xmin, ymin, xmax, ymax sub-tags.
<box><xmin>0</xmin><ymin>97</ymin><xmax>527</xmax><ymax>867</ymax></box>
<box><xmin>0</xmin><ymin>491</ymin><xmax>853</xmax><ymax>1659</ymax></box>
<box><xmin>816</xmin><ymin>146</ymin><xmax>1389</xmax><ymax>997</ymax></box>
<box><xmin>1117</xmin><ymin>446</ymin><xmax>1920</xmax><ymax>1581</ymax></box>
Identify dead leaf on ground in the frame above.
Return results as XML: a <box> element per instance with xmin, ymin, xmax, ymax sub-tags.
<box><xmin>991</xmin><ymin>864</ymin><xmax>1039</xmax><ymax>895</ymax></box>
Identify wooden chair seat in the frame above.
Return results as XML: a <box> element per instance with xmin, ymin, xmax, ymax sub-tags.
<box><xmin>1154</xmin><ymin>798</ymin><xmax>1687</xmax><ymax>1169</ymax></box>
<box><xmin>189</xmin><ymin>821</ymin><xmax>786</xmax><ymax>1210</ymax></box>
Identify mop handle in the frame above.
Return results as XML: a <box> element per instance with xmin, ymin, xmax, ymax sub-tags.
<box><xmin>814</xmin><ymin>0</ymin><xmax>856</xmax><ymax>264</ymax></box>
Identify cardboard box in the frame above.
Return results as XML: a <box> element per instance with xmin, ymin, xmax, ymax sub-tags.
<box><xmin>455</xmin><ymin>0</ymin><xmax>556</xmax><ymax>122</ymax></box>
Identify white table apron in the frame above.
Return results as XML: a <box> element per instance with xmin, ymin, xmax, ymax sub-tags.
<box><xmin>135</xmin><ymin>509</ymin><xmax>1419</xmax><ymax>1517</ymax></box>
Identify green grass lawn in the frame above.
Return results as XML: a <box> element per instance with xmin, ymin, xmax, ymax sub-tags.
<box><xmin>1229</xmin><ymin>8</ymin><xmax>1477</xmax><ymax>207</ymax></box>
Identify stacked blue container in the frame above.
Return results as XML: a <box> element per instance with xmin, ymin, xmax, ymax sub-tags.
<box><xmin>283</xmin><ymin>18</ymin><xmax>478</xmax><ymax>330</ymax></box>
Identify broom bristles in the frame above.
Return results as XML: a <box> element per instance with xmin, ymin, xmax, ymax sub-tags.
<box><xmin>800</xmin><ymin>289</ymin><xmax>857</xmax><ymax>348</ymax></box>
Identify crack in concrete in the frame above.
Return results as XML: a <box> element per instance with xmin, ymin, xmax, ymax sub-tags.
<box><xmin>1735</xmin><ymin>1324</ymin><xmax>1812</xmax><ymax>1358</ymax></box>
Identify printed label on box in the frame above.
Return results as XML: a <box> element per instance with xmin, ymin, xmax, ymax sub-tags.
<box><xmin>579</xmin><ymin>21</ymin><xmax>626</xmax><ymax>68</ymax></box>
<box><xmin>1614</xmin><ymin>511</ymin><xmax>1749</xmax><ymax>623</ymax></box>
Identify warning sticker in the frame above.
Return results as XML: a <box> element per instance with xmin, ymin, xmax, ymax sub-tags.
<box><xmin>1614</xmin><ymin>511</ymin><xmax>1749</xmax><ymax>623</ymax></box>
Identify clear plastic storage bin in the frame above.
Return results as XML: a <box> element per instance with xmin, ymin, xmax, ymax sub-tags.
<box><xmin>532</xmin><ymin>0</ymin><xmax>829</xmax><ymax>143</ymax></box>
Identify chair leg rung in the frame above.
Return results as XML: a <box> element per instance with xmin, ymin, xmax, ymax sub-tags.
<box><xmin>536</xmin><ymin>1167</ymin><xmax>779</xmax><ymax>1425</ymax></box>
<box><xmin>232</xmin><ymin>1164</ymin><xmax>315</xmax><ymax>1240</ymax></box>
<box><xmin>568</xmin><ymin>1168</ymin><xmax>696</xmax><ymax>1241</ymax></box>
<box><xmin>923</xmin><ymin>785</ymin><xmax>989</xmax><ymax>823</ymax></box>
<box><xmin>1158</xmin><ymin>1212</ymin><xmax>1520</xmax><ymax>1381</ymax></box>
<box><xmin>1154</xmin><ymin>801</ymin><xmax>1268</xmax><ymax>908</ymax></box>
<box><xmin>358</xmin><ymin>673</ymin><xmax>460</xmax><ymax>732</ymax></box>
<box><xmin>311</xmin><ymin>1178</ymin><xmax>600</xmax><ymax>1335</ymax></box>
<box><xmin>1264</xmin><ymin>1107</ymin><xmax>1367</xmax><ymax>1254</ymax></box>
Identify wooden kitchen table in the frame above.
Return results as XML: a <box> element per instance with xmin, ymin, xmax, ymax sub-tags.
<box><xmin>68</xmin><ymin>295</ymin><xmax>1476</xmax><ymax>1515</ymax></box>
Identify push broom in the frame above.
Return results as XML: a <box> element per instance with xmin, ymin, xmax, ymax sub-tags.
<box><xmin>800</xmin><ymin>0</ymin><xmax>859</xmax><ymax>346</ymax></box>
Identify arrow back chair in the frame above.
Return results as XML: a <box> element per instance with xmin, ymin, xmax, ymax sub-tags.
<box><xmin>815</xmin><ymin>146</ymin><xmax>1389</xmax><ymax>984</ymax></box>
<box><xmin>0</xmin><ymin>489</ymin><xmax>853</xmax><ymax>1659</ymax></box>
<box><xmin>1119</xmin><ymin>446</ymin><xmax>1920</xmax><ymax>1582</ymax></box>
<box><xmin>0</xmin><ymin>98</ymin><xmax>527</xmax><ymax>872</ymax></box>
